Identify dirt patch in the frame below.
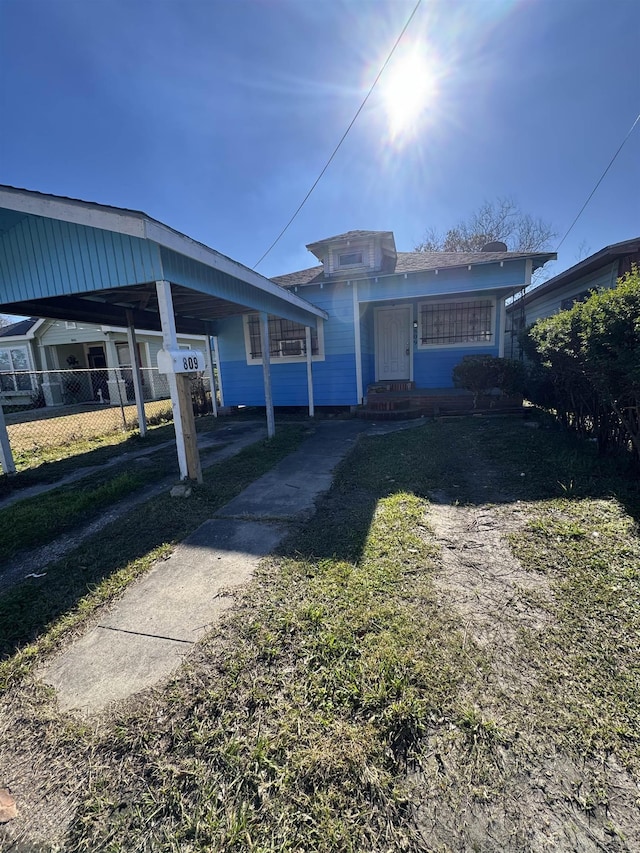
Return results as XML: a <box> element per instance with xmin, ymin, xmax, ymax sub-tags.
<box><xmin>409</xmin><ymin>454</ymin><xmax>640</xmax><ymax>851</ymax></box>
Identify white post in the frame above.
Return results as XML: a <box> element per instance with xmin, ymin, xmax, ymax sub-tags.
<box><xmin>305</xmin><ymin>325</ymin><xmax>315</xmax><ymax>418</ymax></box>
<box><xmin>352</xmin><ymin>282</ymin><xmax>363</xmax><ymax>404</ymax></box>
<box><xmin>104</xmin><ymin>337</ymin><xmax>127</xmax><ymax>405</ymax></box>
<box><xmin>156</xmin><ymin>279</ymin><xmax>190</xmax><ymax>480</ymax></box>
<box><xmin>126</xmin><ymin>311</ymin><xmax>147</xmax><ymax>436</ymax></box>
<box><xmin>204</xmin><ymin>335</ymin><xmax>218</xmax><ymax>417</ymax></box>
<box><xmin>259</xmin><ymin>311</ymin><xmax>275</xmax><ymax>438</ymax></box>
<box><xmin>212</xmin><ymin>336</ymin><xmax>224</xmax><ymax>407</ymax></box>
<box><xmin>0</xmin><ymin>403</ymin><xmax>16</xmax><ymax>475</ymax></box>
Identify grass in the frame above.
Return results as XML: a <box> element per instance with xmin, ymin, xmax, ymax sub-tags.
<box><xmin>0</xmin><ymin>411</ymin><xmax>230</xmax><ymax>498</ymax></box>
<box><xmin>0</xmin><ymin>424</ymin><xmax>307</xmax><ymax>683</ymax></box>
<box><xmin>2</xmin><ymin>414</ymin><xmax>640</xmax><ymax>851</ymax></box>
<box><xmin>66</xmin><ymin>490</ymin><xmax>479</xmax><ymax>852</ymax></box>
<box><xmin>0</xmin><ymin>455</ymin><xmax>176</xmax><ymax>558</ymax></box>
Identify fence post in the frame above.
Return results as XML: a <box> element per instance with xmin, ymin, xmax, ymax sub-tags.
<box><xmin>0</xmin><ymin>402</ymin><xmax>16</xmax><ymax>475</ymax></box>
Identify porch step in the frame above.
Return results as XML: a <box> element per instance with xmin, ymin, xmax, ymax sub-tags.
<box><xmin>367</xmin><ymin>381</ymin><xmax>415</xmax><ymax>394</ymax></box>
<box><xmin>358</xmin><ymin>389</ymin><xmax>523</xmax><ymax>420</ymax></box>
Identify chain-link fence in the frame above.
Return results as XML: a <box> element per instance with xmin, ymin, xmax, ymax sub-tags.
<box><xmin>1</xmin><ymin>367</ymin><xmax>213</xmax><ymax>471</ymax></box>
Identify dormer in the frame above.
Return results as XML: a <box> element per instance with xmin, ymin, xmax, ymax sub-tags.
<box><xmin>306</xmin><ymin>230</ymin><xmax>397</xmax><ymax>278</ymax></box>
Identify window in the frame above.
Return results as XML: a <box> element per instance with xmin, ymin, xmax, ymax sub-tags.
<box><xmin>418</xmin><ymin>299</ymin><xmax>494</xmax><ymax>347</ymax></box>
<box><xmin>338</xmin><ymin>251</ymin><xmax>363</xmax><ymax>267</ymax></box>
<box><xmin>244</xmin><ymin>315</ymin><xmax>324</xmax><ymax>364</ymax></box>
<box><xmin>560</xmin><ymin>289</ymin><xmax>592</xmax><ymax>311</ymax></box>
<box><xmin>65</xmin><ymin>321</ymin><xmax>77</xmax><ymax>330</ymax></box>
<box><xmin>0</xmin><ymin>345</ymin><xmax>34</xmax><ymax>391</ymax></box>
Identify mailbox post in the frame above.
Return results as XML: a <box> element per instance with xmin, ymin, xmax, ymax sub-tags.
<box><xmin>157</xmin><ymin>347</ymin><xmax>205</xmax><ymax>484</ymax></box>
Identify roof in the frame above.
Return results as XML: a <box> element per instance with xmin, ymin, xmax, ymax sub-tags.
<box><xmin>0</xmin><ymin>185</ymin><xmax>327</xmax><ymax>332</ymax></box>
<box><xmin>272</xmin><ymin>250</ymin><xmax>556</xmax><ymax>288</ymax></box>
<box><xmin>0</xmin><ymin>317</ymin><xmax>40</xmax><ymax>338</ymax></box>
<box><xmin>515</xmin><ymin>237</ymin><xmax>640</xmax><ymax>307</ymax></box>
<box><xmin>306</xmin><ymin>230</ymin><xmax>394</xmax><ymax>251</ymax></box>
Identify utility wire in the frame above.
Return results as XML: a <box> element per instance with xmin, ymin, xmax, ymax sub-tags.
<box><xmin>556</xmin><ymin>111</ymin><xmax>640</xmax><ymax>252</ymax></box>
<box><xmin>253</xmin><ymin>0</ymin><xmax>422</xmax><ymax>269</ymax></box>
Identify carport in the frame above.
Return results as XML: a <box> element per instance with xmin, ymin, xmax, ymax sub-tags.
<box><xmin>0</xmin><ymin>186</ymin><xmax>327</xmax><ymax>478</ymax></box>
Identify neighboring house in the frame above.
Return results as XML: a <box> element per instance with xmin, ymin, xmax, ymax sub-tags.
<box><xmin>506</xmin><ymin>237</ymin><xmax>640</xmax><ymax>352</ymax></box>
<box><xmin>214</xmin><ymin>230</ymin><xmax>555</xmax><ymax>408</ymax></box>
<box><xmin>0</xmin><ymin>316</ymin><xmax>207</xmax><ymax>407</ymax></box>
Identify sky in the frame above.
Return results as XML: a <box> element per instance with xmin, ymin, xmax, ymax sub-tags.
<box><xmin>0</xmin><ymin>0</ymin><xmax>638</xmax><ymax>285</ymax></box>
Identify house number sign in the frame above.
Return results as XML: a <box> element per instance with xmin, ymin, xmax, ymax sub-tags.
<box><xmin>157</xmin><ymin>348</ymin><xmax>206</xmax><ymax>375</ymax></box>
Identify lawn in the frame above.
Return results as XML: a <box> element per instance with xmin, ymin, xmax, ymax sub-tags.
<box><xmin>1</xmin><ymin>415</ymin><xmax>639</xmax><ymax>852</ymax></box>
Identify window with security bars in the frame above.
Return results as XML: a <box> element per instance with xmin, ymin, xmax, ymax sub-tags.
<box><xmin>246</xmin><ymin>315</ymin><xmax>320</xmax><ymax>361</ymax></box>
<box><xmin>419</xmin><ymin>300</ymin><xmax>494</xmax><ymax>346</ymax></box>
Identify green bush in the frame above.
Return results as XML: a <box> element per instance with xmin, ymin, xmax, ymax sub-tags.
<box><xmin>452</xmin><ymin>355</ymin><xmax>525</xmax><ymax>406</ymax></box>
<box><xmin>523</xmin><ymin>265</ymin><xmax>640</xmax><ymax>465</ymax></box>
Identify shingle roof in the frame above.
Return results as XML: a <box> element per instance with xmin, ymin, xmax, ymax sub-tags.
<box><xmin>272</xmin><ymin>251</ymin><xmax>556</xmax><ymax>288</ymax></box>
<box><xmin>0</xmin><ymin>317</ymin><xmax>39</xmax><ymax>337</ymax></box>
<box><xmin>305</xmin><ymin>230</ymin><xmax>393</xmax><ymax>250</ymax></box>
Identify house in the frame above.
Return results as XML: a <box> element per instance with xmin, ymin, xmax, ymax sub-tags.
<box><xmin>506</xmin><ymin>237</ymin><xmax>640</xmax><ymax>353</ymax></box>
<box><xmin>214</xmin><ymin>230</ymin><xmax>555</xmax><ymax>409</ymax></box>
<box><xmin>0</xmin><ymin>316</ymin><xmax>208</xmax><ymax>408</ymax></box>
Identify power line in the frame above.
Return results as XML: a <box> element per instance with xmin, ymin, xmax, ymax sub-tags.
<box><xmin>253</xmin><ymin>0</ymin><xmax>422</xmax><ymax>269</ymax></box>
<box><xmin>556</xmin><ymin>111</ymin><xmax>640</xmax><ymax>252</ymax></box>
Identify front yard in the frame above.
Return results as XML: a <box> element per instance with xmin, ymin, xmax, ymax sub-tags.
<box><xmin>1</xmin><ymin>415</ymin><xmax>639</xmax><ymax>851</ymax></box>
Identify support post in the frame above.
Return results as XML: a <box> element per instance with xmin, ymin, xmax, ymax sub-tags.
<box><xmin>352</xmin><ymin>282</ymin><xmax>363</xmax><ymax>404</ymax></box>
<box><xmin>156</xmin><ymin>279</ymin><xmax>202</xmax><ymax>481</ymax></box>
<box><xmin>204</xmin><ymin>334</ymin><xmax>218</xmax><ymax>417</ymax></box>
<box><xmin>176</xmin><ymin>374</ymin><xmax>202</xmax><ymax>483</ymax></box>
<box><xmin>0</xmin><ymin>403</ymin><xmax>16</xmax><ymax>475</ymax></box>
<box><xmin>259</xmin><ymin>311</ymin><xmax>275</xmax><ymax>438</ymax></box>
<box><xmin>305</xmin><ymin>325</ymin><xmax>315</xmax><ymax>418</ymax></box>
<box><xmin>212</xmin><ymin>335</ymin><xmax>224</xmax><ymax>407</ymax></box>
<box><xmin>126</xmin><ymin>310</ymin><xmax>147</xmax><ymax>436</ymax></box>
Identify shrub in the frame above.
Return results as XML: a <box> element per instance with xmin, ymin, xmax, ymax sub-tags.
<box><xmin>453</xmin><ymin>355</ymin><xmax>525</xmax><ymax>406</ymax></box>
<box><xmin>522</xmin><ymin>265</ymin><xmax>640</xmax><ymax>465</ymax></box>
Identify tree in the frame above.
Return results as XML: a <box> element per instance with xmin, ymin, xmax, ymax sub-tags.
<box><xmin>414</xmin><ymin>197</ymin><xmax>556</xmax><ymax>253</ymax></box>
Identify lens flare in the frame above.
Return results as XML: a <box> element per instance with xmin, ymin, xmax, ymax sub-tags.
<box><xmin>380</xmin><ymin>47</ymin><xmax>438</xmax><ymax>141</ymax></box>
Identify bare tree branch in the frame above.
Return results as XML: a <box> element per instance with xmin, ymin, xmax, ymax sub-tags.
<box><xmin>415</xmin><ymin>197</ymin><xmax>556</xmax><ymax>253</ymax></box>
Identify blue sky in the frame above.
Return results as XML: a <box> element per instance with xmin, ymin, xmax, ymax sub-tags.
<box><xmin>1</xmin><ymin>0</ymin><xmax>638</xmax><ymax>282</ymax></box>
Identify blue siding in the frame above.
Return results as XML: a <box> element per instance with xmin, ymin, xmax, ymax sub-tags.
<box><xmin>220</xmin><ymin>354</ymin><xmax>358</xmax><ymax>407</ymax></box>
<box><xmin>0</xmin><ymin>215</ymin><xmax>162</xmax><ymax>302</ymax></box>
<box><xmin>357</xmin><ymin>260</ymin><xmax>528</xmax><ymax>303</ymax></box>
<box><xmin>414</xmin><ymin>344</ymin><xmax>501</xmax><ymax>388</ymax></box>
<box><xmin>217</xmin><ymin>267</ymin><xmax>519</xmax><ymax>404</ymax></box>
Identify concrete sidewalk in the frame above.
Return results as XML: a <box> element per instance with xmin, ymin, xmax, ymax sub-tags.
<box><xmin>41</xmin><ymin>419</ymin><xmax>373</xmax><ymax>713</ymax></box>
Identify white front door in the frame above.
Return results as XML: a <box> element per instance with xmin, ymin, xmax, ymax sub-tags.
<box><xmin>375</xmin><ymin>306</ymin><xmax>411</xmax><ymax>381</ymax></box>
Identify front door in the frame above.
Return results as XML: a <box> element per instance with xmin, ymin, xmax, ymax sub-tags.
<box><xmin>375</xmin><ymin>306</ymin><xmax>411</xmax><ymax>381</ymax></box>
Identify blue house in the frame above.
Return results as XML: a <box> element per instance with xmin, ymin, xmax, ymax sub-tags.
<box><xmin>215</xmin><ymin>230</ymin><xmax>555</xmax><ymax>409</ymax></box>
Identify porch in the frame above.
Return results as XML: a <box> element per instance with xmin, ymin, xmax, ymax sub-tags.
<box><xmin>357</xmin><ymin>381</ymin><xmax>523</xmax><ymax>420</ymax></box>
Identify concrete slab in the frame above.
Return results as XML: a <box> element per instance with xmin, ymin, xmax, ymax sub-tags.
<box><xmin>41</xmin><ymin>519</ymin><xmax>286</xmax><ymax>712</ymax></box>
<box><xmin>99</xmin><ymin>520</ymin><xmax>286</xmax><ymax>640</ymax></box>
<box><xmin>38</xmin><ymin>419</ymin><xmax>374</xmax><ymax>713</ymax></box>
<box><xmin>217</xmin><ymin>420</ymin><xmax>368</xmax><ymax>520</ymax></box>
<box><xmin>42</xmin><ymin>627</ymin><xmax>189</xmax><ymax>713</ymax></box>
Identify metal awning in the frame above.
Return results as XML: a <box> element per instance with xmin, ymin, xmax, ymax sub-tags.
<box><xmin>0</xmin><ymin>186</ymin><xmax>327</xmax><ymax>332</ymax></box>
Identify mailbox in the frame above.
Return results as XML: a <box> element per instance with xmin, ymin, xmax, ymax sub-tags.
<box><xmin>157</xmin><ymin>348</ymin><xmax>205</xmax><ymax>375</ymax></box>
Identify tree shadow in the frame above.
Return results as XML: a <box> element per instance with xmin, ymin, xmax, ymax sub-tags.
<box><xmin>280</xmin><ymin>415</ymin><xmax>640</xmax><ymax>566</ymax></box>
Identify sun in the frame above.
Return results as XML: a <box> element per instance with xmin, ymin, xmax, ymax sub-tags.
<box><xmin>380</xmin><ymin>48</ymin><xmax>438</xmax><ymax>140</ymax></box>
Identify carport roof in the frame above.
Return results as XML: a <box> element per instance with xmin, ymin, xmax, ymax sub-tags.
<box><xmin>0</xmin><ymin>186</ymin><xmax>327</xmax><ymax>334</ymax></box>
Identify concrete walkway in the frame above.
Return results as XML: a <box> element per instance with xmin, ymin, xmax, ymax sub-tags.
<box><xmin>41</xmin><ymin>420</ymin><xmax>374</xmax><ymax>713</ymax></box>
